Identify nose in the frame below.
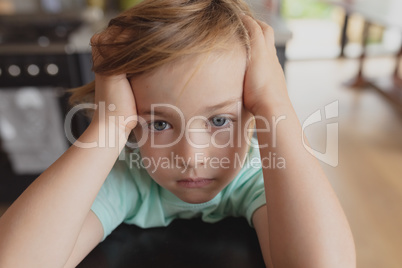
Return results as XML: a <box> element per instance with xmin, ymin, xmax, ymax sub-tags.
<box><xmin>174</xmin><ymin>127</ymin><xmax>210</xmax><ymax>169</ymax></box>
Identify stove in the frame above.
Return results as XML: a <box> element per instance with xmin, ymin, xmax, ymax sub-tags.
<box><xmin>0</xmin><ymin>12</ymin><xmax>94</xmax><ymax>202</ymax></box>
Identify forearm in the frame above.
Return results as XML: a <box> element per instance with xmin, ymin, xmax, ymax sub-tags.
<box><xmin>255</xmin><ymin>103</ymin><xmax>355</xmax><ymax>267</ymax></box>
<box><xmin>0</xmin><ymin>122</ymin><xmax>128</xmax><ymax>267</ymax></box>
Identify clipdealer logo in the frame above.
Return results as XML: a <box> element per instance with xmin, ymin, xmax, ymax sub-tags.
<box><xmin>64</xmin><ymin>100</ymin><xmax>339</xmax><ymax>167</ymax></box>
<box><xmin>302</xmin><ymin>100</ymin><xmax>339</xmax><ymax>167</ymax></box>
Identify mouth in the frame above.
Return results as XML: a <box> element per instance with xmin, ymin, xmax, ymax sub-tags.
<box><xmin>177</xmin><ymin>178</ymin><xmax>215</xmax><ymax>188</ymax></box>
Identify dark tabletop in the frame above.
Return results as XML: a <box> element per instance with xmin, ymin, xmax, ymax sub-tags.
<box><xmin>77</xmin><ymin>217</ymin><xmax>265</xmax><ymax>268</ymax></box>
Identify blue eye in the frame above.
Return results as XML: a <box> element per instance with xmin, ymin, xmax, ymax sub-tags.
<box><xmin>149</xmin><ymin>121</ymin><xmax>171</xmax><ymax>131</ymax></box>
<box><xmin>211</xmin><ymin>116</ymin><xmax>230</xmax><ymax>127</ymax></box>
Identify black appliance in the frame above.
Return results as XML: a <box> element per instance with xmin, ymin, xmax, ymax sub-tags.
<box><xmin>0</xmin><ymin>1</ymin><xmax>94</xmax><ymax>202</ymax></box>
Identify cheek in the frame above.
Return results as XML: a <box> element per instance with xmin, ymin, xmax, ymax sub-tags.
<box><xmin>210</xmin><ymin>126</ymin><xmax>234</xmax><ymax>146</ymax></box>
<box><xmin>136</xmin><ymin>146</ymin><xmax>173</xmax><ymax>179</ymax></box>
<box><xmin>209</xmin><ymin>144</ymin><xmax>248</xmax><ymax>173</ymax></box>
<box><xmin>137</xmin><ymin>142</ymin><xmax>168</xmax><ymax>162</ymax></box>
<box><xmin>132</xmin><ymin>124</ymin><xmax>148</xmax><ymax>146</ymax></box>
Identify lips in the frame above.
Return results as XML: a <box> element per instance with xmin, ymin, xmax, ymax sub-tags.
<box><xmin>177</xmin><ymin>178</ymin><xmax>214</xmax><ymax>188</ymax></box>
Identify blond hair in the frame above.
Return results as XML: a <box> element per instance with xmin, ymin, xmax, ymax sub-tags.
<box><xmin>69</xmin><ymin>0</ymin><xmax>253</xmax><ymax>106</ymax></box>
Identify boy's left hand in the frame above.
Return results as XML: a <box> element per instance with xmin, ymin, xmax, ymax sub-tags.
<box><xmin>242</xmin><ymin>15</ymin><xmax>290</xmax><ymax>115</ymax></box>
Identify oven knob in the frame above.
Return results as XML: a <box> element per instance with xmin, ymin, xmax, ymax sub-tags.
<box><xmin>46</xmin><ymin>64</ymin><xmax>59</xmax><ymax>76</ymax></box>
<box><xmin>27</xmin><ymin>64</ymin><xmax>40</xmax><ymax>76</ymax></box>
<box><xmin>38</xmin><ymin>36</ymin><xmax>50</xmax><ymax>47</ymax></box>
<box><xmin>8</xmin><ymin>65</ymin><xmax>21</xmax><ymax>77</ymax></box>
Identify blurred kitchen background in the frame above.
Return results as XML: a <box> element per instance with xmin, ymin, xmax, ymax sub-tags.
<box><xmin>0</xmin><ymin>0</ymin><xmax>401</xmax><ymax>267</ymax></box>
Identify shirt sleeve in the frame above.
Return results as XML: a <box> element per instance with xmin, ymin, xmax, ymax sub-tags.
<box><xmin>224</xmin><ymin>144</ymin><xmax>267</xmax><ymax>227</ymax></box>
<box><xmin>90</xmin><ymin>159</ymin><xmax>139</xmax><ymax>241</ymax></box>
<box><xmin>243</xmin><ymin>170</ymin><xmax>266</xmax><ymax>226</ymax></box>
<box><xmin>231</xmin><ymin>168</ymin><xmax>266</xmax><ymax>227</ymax></box>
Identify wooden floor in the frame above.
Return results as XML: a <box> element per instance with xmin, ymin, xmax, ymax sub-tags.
<box><xmin>287</xmin><ymin>56</ymin><xmax>402</xmax><ymax>268</ymax></box>
<box><xmin>1</xmin><ymin>57</ymin><xmax>402</xmax><ymax>267</ymax></box>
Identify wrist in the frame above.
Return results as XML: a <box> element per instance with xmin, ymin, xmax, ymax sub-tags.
<box><xmin>85</xmin><ymin>119</ymin><xmax>130</xmax><ymax>150</ymax></box>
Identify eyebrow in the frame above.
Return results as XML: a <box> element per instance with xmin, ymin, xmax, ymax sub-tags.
<box><xmin>138</xmin><ymin>98</ymin><xmax>242</xmax><ymax>117</ymax></box>
<box><xmin>202</xmin><ymin>98</ymin><xmax>242</xmax><ymax>112</ymax></box>
<box><xmin>138</xmin><ymin>109</ymin><xmax>178</xmax><ymax>118</ymax></box>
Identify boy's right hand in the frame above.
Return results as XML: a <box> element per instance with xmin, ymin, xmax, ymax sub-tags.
<box><xmin>90</xmin><ymin>34</ymin><xmax>138</xmax><ymax>134</ymax></box>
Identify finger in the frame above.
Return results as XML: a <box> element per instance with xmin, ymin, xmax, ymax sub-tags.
<box><xmin>254</xmin><ymin>19</ymin><xmax>276</xmax><ymax>47</ymax></box>
<box><xmin>241</xmin><ymin>15</ymin><xmax>268</xmax><ymax>59</ymax></box>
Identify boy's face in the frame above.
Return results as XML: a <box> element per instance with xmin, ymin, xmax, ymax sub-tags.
<box><xmin>130</xmin><ymin>46</ymin><xmax>254</xmax><ymax>204</ymax></box>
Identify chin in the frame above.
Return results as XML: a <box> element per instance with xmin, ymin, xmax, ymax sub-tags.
<box><xmin>177</xmin><ymin>191</ymin><xmax>218</xmax><ymax>204</ymax></box>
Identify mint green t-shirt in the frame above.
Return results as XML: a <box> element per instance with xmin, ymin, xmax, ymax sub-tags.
<box><xmin>91</xmin><ymin>140</ymin><xmax>266</xmax><ymax>241</ymax></box>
